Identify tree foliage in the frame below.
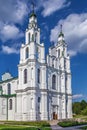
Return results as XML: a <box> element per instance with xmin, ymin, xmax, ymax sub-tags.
<box><xmin>72</xmin><ymin>100</ymin><xmax>87</xmax><ymax>115</ymax></box>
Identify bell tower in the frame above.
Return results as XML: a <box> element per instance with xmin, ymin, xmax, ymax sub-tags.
<box><xmin>25</xmin><ymin>3</ymin><xmax>40</xmax><ymax>45</ymax></box>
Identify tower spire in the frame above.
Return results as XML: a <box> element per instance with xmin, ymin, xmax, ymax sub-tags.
<box><xmin>58</xmin><ymin>24</ymin><xmax>65</xmax><ymax>43</ymax></box>
<box><xmin>30</xmin><ymin>1</ymin><xmax>36</xmax><ymax>18</ymax></box>
<box><xmin>58</xmin><ymin>24</ymin><xmax>64</xmax><ymax>37</ymax></box>
<box><xmin>32</xmin><ymin>1</ymin><xmax>35</xmax><ymax>13</ymax></box>
<box><xmin>60</xmin><ymin>24</ymin><xmax>63</xmax><ymax>33</ymax></box>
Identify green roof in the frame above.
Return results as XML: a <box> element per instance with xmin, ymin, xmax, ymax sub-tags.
<box><xmin>30</xmin><ymin>13</ymin><xmax>36</xmax><ymax>18</ymax></box>
<box><xmin>0</xmin><ymin>94</ymin><xmax>16</xmax><ymax>98</ymax></box>
<box><xmin>58</xmin><ymin>32</ymin><xmax>64</xmax><ymax>37</ymax></box>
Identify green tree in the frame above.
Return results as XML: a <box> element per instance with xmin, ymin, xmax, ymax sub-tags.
<box><xmin>72</xmin><ymin>102</ymin><xmax>82</xmax><ymax>114</ymax></box>
<box><xmin>81</xmin><ymin>106</ymin><xmax>87</xmax><ymax>115</ymax></box>
<box><xmin>80</xmin><ymin>100</ymin><xmax>87</xmax><ymax>110</ymax></box>
<box><xmin>72</xmin><ymin>100</ymin><xmax>87</xmax><ymax>115</ymax></box>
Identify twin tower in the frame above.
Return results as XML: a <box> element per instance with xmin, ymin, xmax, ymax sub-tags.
<box><xmin>0</xmin><ymin>11</ymin><xmax>72</xmax><ymax>121</ymax></box>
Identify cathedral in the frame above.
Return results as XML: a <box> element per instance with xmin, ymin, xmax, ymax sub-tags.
<box><xmin>0</xmin><ymin>10</ymin><xmax>72</xmax><ymax>121</ymax></box>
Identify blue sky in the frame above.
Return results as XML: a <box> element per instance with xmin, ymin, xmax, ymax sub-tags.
<box><xmin>0</xmin><ymin>0</ymin><xmax>87</xmax><ymax>101</ymax></box>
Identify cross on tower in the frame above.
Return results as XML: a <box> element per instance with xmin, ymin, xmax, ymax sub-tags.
<box><xmin>60</xmin><ymin>24</ymin><xmax>63</xmax><ymax>32</ymax></box>
<box><xmin>32</xmin><ymin>1</ymin><xmax>35</xmax><ymax>13</ymax></box>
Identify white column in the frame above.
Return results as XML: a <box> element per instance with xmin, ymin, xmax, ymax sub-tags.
<box><xmin>58</xmin><ymin>95</ymin><xmax>62</xmax><ymax>119</ymax></box>
<box><xmin>67</xmin><ymin>95</ymin><xmax>72</xmax><ymax>118</ymax></box>
<box><xmin>67</xmin><ymin>74</ymin><xmax>72</xmax><ymax>94</ymax></box>
<box><xmin>41</xmin><ymin>93</ymin><xmax>48</xmax><ymax>120</ymax></box>
<box><xmin>41</xmin><ymin>66</ymin><xmax>46</xmax><ymax>89</ymax></box>
<box><xmin>15</xmin><ymin>93</ymin><xmax>22</xmax><ymax>120</ymax></box>
<box><xmin>30</xmin><ymin>93</ymin><xmax>37</xmax><ymax>121</ymax></box>
<box><xmin>61</xmin><ymin>95</ymin><xmax>66</xmax><ymax>119</ymax></box>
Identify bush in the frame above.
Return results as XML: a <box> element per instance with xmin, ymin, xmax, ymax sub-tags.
<box><xmin>58</xmin><ymin>120</ymin><xmax>87</xmax><ymax>127</ymax></box>
<box><xmin>81</xmin><ymin>126</ymin><xmax>87</xmax><ymax>130</ymax></box>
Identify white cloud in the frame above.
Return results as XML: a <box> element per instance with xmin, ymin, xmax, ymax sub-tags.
<box><xmin>50</xmin><ymin>13</ymin><xmax>87</xmax><ymax>57</ymax></box>
<box><xmin>0</xmin><ymin>24</ymin><xmax>24</xmax><ymax>42</ymax></box>
<box><xmin>0</xmin><ymin>0</ymin><xmax>28</xmax><ymax>24</ymax></box>
<box><xmin>14</xmin><ymin>0</ymin><xmax>28</xmax><ymax>23</ymax></box>
<box><xmin>73</xmin><ymin>94</ymin><xmax>84</xmax><ymax>100</ymax></box>
<box><xmin>2</xmin><ymin>45</ymin><xmax>19</xmax><ymax>54</ymax></box>
<box><xmin>38</xmin><ymin>0</ymin><xmax>70</xmax><ymax>17</ymax></box>
<box><xmin>0</xmin><ymin>0</ymin><xmax>27</xmax><ymax>42</ymax></box>
<box><xmin>68</xmin><ymin>50</ymin><xmax>77</xmax><ymax>57</ymax></box>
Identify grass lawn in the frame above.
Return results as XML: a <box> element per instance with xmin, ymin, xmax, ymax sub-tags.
<box><xmin>73</xmin><ymin>115</ymin><xmax>87</xmax><ymax>122</ymax></box>
<box><xmin>0</xmin><ymin>121</ymin><xmax>52</xmax><ymax>130</ymax></box>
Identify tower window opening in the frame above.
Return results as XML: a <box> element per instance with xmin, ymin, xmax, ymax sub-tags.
<box><xmin>32</xmin><ymin>34</ymin><xmax>34</xmax><ymax>41</ymax></box>
<box><xmin>26</xmin><ymin>47</ymin><xmax>29</xmax><ymax>59</ymax></box>
<box><xmin>58</xmin><ymin>49</ymin><xmax>60</xmax><ymax>57</ymax></box>
<box><xmin>52</xmin><ymin>75</ymin><xmax>56</xmax><ymax>89</ymax></box>
<box><xmin>29</xmin><ymin>33</ymin><xmax>30</xmax><ymax>43</ymax></box>
<box><xmin>7</xmin><ymin>83</ymin><xmax>11</xmax><ymax>95</ymax></box>
<box><xmin>9</xmin><ymin>99</ymin><xmax>12</xmax><ymax>110</ymax></box>
<box><xmin>37</xmin><ymin>69</ymin><xmax>40</xmax><ymax>83</ymax></box>
<box><xmin>24</xmin><ymin>69</ymin><xmax>27</xmax><ymax>84</ymax></box>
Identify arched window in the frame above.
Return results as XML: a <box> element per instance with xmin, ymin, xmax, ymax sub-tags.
<box><xmin>9</xmin><ymin>99</ymin><xmax>12</xmax><ymax>110</ymax></box>
<box><xmin>52</xmin><ymin>75</ymin><xmax>56</xmax><ymax>89</ymax></box>
<box><xmin>26</xmin><ymin>47</ymin><xmax>29</xmax><ymax>59</ymax></box>
<box><xmin>35</xmin><ymin>33</ymin><xmax>37</xmax><ymax>43</ymax></box>
<box><xmin>29</xmin><ymin>33</ymin><xmax>30</xmax><ymax>43</ymax></box>
<box><xmin>52</xmin><ymin>58</ymin><xmax>55</xmax><ymax>67</ymax></box>
<box><xmin>58</xmin><ymin>49</ymin><xmax>60</xmax><ymax>57</ymax></box>
<box><xmin>32</xmin><ymin>34</ymin><xmax>34</xmax><ymax>41</ymax></box>
<box><xmin>24</xmin><ymin>69</ymin><xmax>27</xmax><ymax>84</ymax></box>
<box><xmin>0</xmin><ymin>86</ymin><xmax>2</xmax><ymax>95</ymax></box>
<box><xmin>8</xmin><ymin>83</ymin><xmax>11</xmax><ymax>95</ymax></box>
<box><xmin>38</xmin><ymin>69</ymin><xmax>40</xmax><ymax>83</ymax></box>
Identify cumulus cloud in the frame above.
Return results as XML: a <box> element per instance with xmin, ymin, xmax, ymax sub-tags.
<box><xmin>2</xmin><ymin>45</ymin><xmax>19</xmax><ymax>54</ymax></box>
<box><xmin>37</xmin><ymin>0</ymin><xmax>70</xmax><ymax>17</ymax></box>
<box><xmin>0</xmin><ymin>0</ymin><xmax>28</xmax><ymax>42</ymax></box>
<box><xmin>73</xmin><ymin>94</ymin><xmax>84</xmax><ymax>100</ymax></box>
<box><xmin>50</xmin><ymin>13</ymin><xmax>87</xmax><ymax>56</ymax></box>
<box><xmin>0</xmin><ymin>0</ymin><xmax>28</xmax><ymax>24</ymax></box>
<box><xmin>0</xmin><ymin>24</ymin><xmax>24</xmax><ymax>42</ymax></box>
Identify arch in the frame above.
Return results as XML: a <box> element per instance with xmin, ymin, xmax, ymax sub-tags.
<box><xmin>9</xmin><ymin>99</ymin><xmax>12</xmax><ymax>110</ymax></box>
<box><xmin>52</xmin><ymin>75</ymin><xmax>56</xmax><ymax>89</ymax></box>
<box><xmin>24</xmin><ymin>69</ymin><xmax>27</xmax><ymax>84</ymax></box>
<box><xmin>7</xmin><ymin>83</ymin><xmax>11</xmax><ymax>95</ymax></box>
<box><xmin>26</xmin><ymin>47</ymin><xmax>29</xmax><ymax>59</ymax></box>
<box><xmin>37</xmin><ymin>69</ymin><xmax>40</xmax><ymax>83</ymax></box>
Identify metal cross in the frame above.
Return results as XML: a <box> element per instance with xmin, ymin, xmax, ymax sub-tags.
<box><xmin>60</xmin><ymin>24</ymin><xmax>63</xmax><ymax>32</ymax></box>
<box><xmin>32</xmin><ymin>1</ymin><xmax>35</xmax><ymax>13</ymax></box>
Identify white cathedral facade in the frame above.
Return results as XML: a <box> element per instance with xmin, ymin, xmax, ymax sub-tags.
<box><xmin>0</xmin><ymin>11</ymin><xmax>72</xmax><ymax>121</ymax></box>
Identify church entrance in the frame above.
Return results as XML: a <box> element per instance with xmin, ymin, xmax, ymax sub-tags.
<box><xmin>52</xmin><ymin>105</ymin><xmax>58</xmax><ymax>120</ymax></box>
<box><xmin>53</xmin><ymin>112</ymin><xmax>57</xmax><ymax>120</ymax></box>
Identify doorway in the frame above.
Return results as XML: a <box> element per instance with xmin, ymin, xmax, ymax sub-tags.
<box><xmin>53</xmin><ymin>112</ymin><xmax>57</xmax><ymax>120</ymax></box>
